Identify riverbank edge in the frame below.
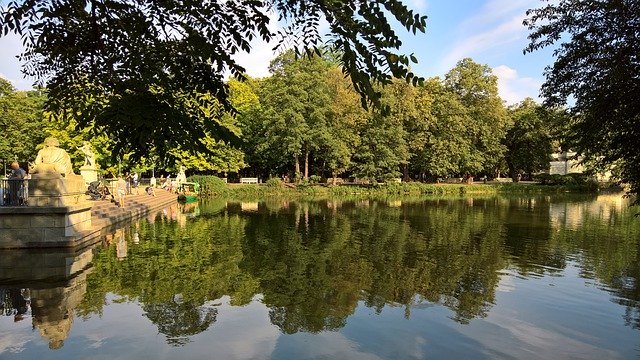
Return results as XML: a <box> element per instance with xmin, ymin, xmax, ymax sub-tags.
<box><xmin>196</xmin><ymin>182</ymin><xmax>618</xmax><ymax>199</ymax></box>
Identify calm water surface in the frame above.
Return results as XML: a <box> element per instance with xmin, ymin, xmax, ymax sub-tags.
<box><xmin>1</xmin><ymin>194</ymin><xmax>639</xmax><ymax>359</ymax></box>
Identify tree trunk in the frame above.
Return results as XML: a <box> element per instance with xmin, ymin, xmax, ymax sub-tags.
<box><xmin>507</xmin><ymin>162</ymin><xmax>518</xmax><ymax>182</ymax></box>
<box><xmin>295</xmin><ymin>155</ymin><xmax>300</xmax><ymax>183</ymax></box>
<box><xmin>304</xmin><ymin>144</ymin><xmax>309</xmax><ymax>180</ymax></box>
<box><xmin>403</xmin><ymin>164</ymin><xmax>410</xmax><ymax>182</ymax></box>
<box><xmin>332</xmin><ymin>171</ymin><xmax>337</xmax><ymax>185</ymax></box>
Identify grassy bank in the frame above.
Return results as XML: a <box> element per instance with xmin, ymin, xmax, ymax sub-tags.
<box><xmin>188</xmin><ymin>175</ymin><xmax>603</xmax><ymax>199</ymax></box>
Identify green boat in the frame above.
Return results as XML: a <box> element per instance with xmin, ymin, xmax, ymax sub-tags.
<box><xmin>177</xmin><ymin>182</ymin><xmax>200</xmax><ymax>203</ymax></box>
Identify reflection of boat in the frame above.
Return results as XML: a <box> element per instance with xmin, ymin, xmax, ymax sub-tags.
<box><xmin>177</xmin><ymin>182</ymin><xmax>200</xmax><ymax>203</ymax></box>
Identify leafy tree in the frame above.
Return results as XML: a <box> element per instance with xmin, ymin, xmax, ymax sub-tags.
<box><xmin>322</xmin><ymin>68</ymin><xmax>367</xmax><ymax>184</ymax></box>
<box><xmin>352</xmin><ymin>112</ymin><xmax>409</xmax><ymax>181</ymax></box>
<box><xmin>0</xmin><ymin>0</ymin><xmax>427</xmax><ymax>162</ymax></box>
<box><xmin>381</xmin><ymin>79</ymin><xmax>431</xmax><ymax>181</ymax></box>
<box><xmin>503</xmin><ymin>98</ymin><xmax>553</xmax><ymax>181</ymax></box>
<box><xmin>444</xmin><ymin>58</ymin><xmax>510</xmax><ymax>178</ymax></box>
<box><xmin>239</xmin><ymin>78</ymin><xmax>292</xmax><ymax>179</ymax></box>
<box><xmin>255</xmin><ymin>51</ymin><xmax>333</xmax><ymax>180</ymax></box>
<box><xmin>525</xmin><ymin>0</ymin><xmax>640</xmax><ymax>199</ymax></box>
<box><xmin>412</xmin><ymin>78</ymin><xmax>472</xmax><ymax>179</ymax></box>
<box><xmin>0</xmin><ymin>79</ymin><xmax>47</xmax><ymax>166</ymax></box>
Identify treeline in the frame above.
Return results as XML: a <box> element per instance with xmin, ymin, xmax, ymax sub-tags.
<box><xmin>0</xmin><ymin>53</ymin><xmax>563</xmax><ymax>181</ymax></box>
<box><xmin>236</xmin><ymin>53</ymin><xmax>563</xmax><ymax>183</ymax></box>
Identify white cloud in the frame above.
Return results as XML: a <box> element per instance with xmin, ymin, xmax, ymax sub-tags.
<box><xmin>438</xmin><ymin>0</ymin><xmax>540</xmax><ymax>73</ymax></box>
<box><xmin>493</xmin><ymin>64</ymin><xmax>542</xmax><ymax>104</ymax></box>
<box><xmin>440</xmin><ymin>15</ymin><xmax>525</xmax><ymax>71</ymax></box>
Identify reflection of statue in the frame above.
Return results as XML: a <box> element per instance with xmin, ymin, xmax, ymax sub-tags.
<box><xmin>78</xmin><ymin>141</ymin><xmax>95</xmax><ymax>168</ymax></box>
<box><xmin>31</xmin><ymin>137</ymin><xmax>74</xmax><ymax>176</ymax></box>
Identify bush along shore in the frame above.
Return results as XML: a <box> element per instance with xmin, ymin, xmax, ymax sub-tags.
<box><xmin>188</xmin><ymin>174</ymin><xmax>611</xmax><ymax>199</ymax></box>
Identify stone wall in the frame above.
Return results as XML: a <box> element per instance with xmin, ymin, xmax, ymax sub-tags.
<box><xmin>0</xmin><ymin>205</ymin><xmax>95</xmax><ymax>249</ymax></box>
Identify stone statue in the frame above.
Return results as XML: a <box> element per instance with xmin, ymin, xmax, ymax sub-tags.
<box><xmin>176</xmin><ymin>165</ymin><xmax>187</xmax><ymax>184</ymax></box>
<box><xmin>78</xmin><ymin>141</ymin><xmax>95</xmax><ymax>168</ymax></box>
<box><xmin>31</xmin><ymin>137</ymin><xmax>74</xmax><ymax>176</ymax></box>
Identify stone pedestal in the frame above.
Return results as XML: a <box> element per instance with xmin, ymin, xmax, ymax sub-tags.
<box><xmin>28</xmin><ymin>173</ymin><xmax>88</xmax><ymax>207</ymax></box>
<box><xmin>0</xmin><ymin>205</ymin><xmax>94</xmax><ymax>248</ymax></box>
<box><xmin>0</xmin><ymin>172</ymin><xmax>97</xmax><ymax>249</ymax></box>
<box><xmin>80</xmin><ymin>166</ymin><xmax>98</xmax><ymax>185</ymax></box>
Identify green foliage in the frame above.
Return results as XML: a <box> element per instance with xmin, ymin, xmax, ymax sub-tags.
<box><xmin>253</xmin><ymin>51</ymin><xmax>334</xmax><ymax>179</ymax></box>
<box><xmin>0</xmin><ymin>0</ymin><xmax>427</xmax><ymax>162</ymax></box>
<box><xmin>412</xmin><ymin>78</ymin><xmax>472</xmax><ymax>178</ymax></box>
<box><xmin>444</xmin><ymin>58</ymin><xmax>511</xmax><ymax>175</ymax></box>
<box><xmin>323</xmin><ymin>68</ymin><xmax>367</xmax><ymax>181</ymax></box>
<box><xmin>187</xmin><ymin>175</ymin><xmax>227</xmax><ymax>196</ymax></box>
<box><xmin>503</xmin><ymin>98</ymin><xmax>554</xmax><ymax>180</ymax></box>
<box><xmin>533</xmin><ymin>173</ymin><xmax>599</xmax><ymax>191</ymax></box>
<box><xmin>352</xmin><ymin>112</ymin><xmax>408</xmax><ymax>181</ymax></box>
<box><xmin>525</xmin><ymin>0</ymin><xmax>640</xmax><ymax>200</ymax></box>
<box><xmin>0</xmin><ymin>80</ymin><xmax>47</xmax><ymax>164</ymax></box>
<box><xmin>266</xmin><ymin>178</ymin><xmax>284</xmax><ymax>188</ymax></box>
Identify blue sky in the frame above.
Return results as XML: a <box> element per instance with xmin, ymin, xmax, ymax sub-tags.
<box><xmin>0</xmin><ymin>0</ymin><xmax>554</xmax><ymax>104</ymax></box>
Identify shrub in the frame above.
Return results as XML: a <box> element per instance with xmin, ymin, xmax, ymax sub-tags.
<box><xmin>266</xmin><ymin>178</ymin><xmax>283</xmax><ymax>188</ymax></box>
<box><xmin>187</xmin><ymin>175</ymin><xmax>227</xmax><ymax>196</ymax></box>
<box><xmin>309</xmin><ymin>175</ymin><xmax>322</xmax><ymax>184</ymax></box>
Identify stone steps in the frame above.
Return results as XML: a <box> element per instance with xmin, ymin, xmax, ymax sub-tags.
<box><xmin>90</xmin><ymin>190</ymin><xmax>177</xmax><ymax>229</ymax></box>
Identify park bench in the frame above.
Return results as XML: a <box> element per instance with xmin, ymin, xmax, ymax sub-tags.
<box><xmin>240</xmin><ymin>177</ymin><xmax>259</xmax><ymax>184</ymax></box>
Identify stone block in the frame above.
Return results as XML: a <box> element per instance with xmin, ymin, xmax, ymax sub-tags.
<box><xmin>31</xmin><ymin>214</ymin><xmax>59</xmax><ymax>228</ymax></box>
<box><xmin>44</xmin><ymin>227</ymin><xmax>66</xmax><ymax>239</ymax></box>
<box><xmin>80</xmin><ymin>167</ymin><xmax>98</xmax><ymax>185</ymax></box>
<box><xmin>0</xmin><ymin>215</ymin><xmax>31</xmax><ymax>229</ymax></box>
<box><xmin>0</xmin><ymin>228</ymin><xmax>45</xmax><ymax>243</ymax></box>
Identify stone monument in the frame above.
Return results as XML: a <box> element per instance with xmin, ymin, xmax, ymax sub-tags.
<box><xmin>176</xmin><ymin>165</ymin><xmax>187</xmax><ymax>185</ymax></box>
<box><xmin>78</xmin><ymin>141</ymin><xmax>98</xmax><ymax>185</ymax></box>
<box><xmin>0</xmin><ymin>137</ymin><xmax>94</xmax><ymax>248</ymax></box>
<box><xmin>28</xmin><ymin>137</ymin><xmax>88</xmax><ymax>207</ymax></box>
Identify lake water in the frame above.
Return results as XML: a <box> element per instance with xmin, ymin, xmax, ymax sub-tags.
<box><xmin>1</xmin><ymin>194</ymin><xmax>639</xmax><ymax>359</ymax></box>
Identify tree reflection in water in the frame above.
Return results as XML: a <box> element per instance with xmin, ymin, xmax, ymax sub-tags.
<box><xmin>72</xmin><ymin>195</ymin><xmax>640</xmax><ymax>345</ymax></box>
<box><xmin>143</xmin><ymin>296</ymin><xmax>217</xmax><ymax>346</ymax></box>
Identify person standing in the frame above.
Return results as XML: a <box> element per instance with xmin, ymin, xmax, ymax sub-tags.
<box><xmin>8</xmin><ymin>162</ymin><xmax>26</xmax><ymax>205</ymax></box>
<box><xmin>116</xmin><ymin>175</ymin><xmax>127</xmax><ymax>208</ymax></box>
<box><xmin>132</xmin><ymin>172</ymin><xmax>139</xmax><ymax>195</ymax></box>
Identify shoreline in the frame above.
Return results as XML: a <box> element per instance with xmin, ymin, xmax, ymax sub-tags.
<box><xmin>195</xmin><ymin>181</ymin><xmax>620</xmax><ymax>200</ymax></box>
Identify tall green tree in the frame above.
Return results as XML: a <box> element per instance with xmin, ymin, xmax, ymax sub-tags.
<box><xmin>256</xmin><ymin>51</ymin><xmax>333</xmax><ymax>180</ymax></box>
<box><xmin>0</xmin><ymin>0</ymin><xmax>426</xmax><ymax>161</ymax></box>
<box><xmin>444</xmin><ymin>58</ymin><xmax>510</xmax><ymax>178</ymax></box>
<box><xmin>322</xmin><ymin>68</ymin><xmax>367</xmax><ymax>184</ymax></box>
<box><xmin>525</xmin><ymin>0</ymin><xmax>640</xmax><ymax>199</ymax></box>
<box><xmin>503</xmin><ymin>98</ymin><xmax>553</xmax><ymax>181</ymax></box>
<box><xmin>0</xmin><ymin>79</ymin><xmax>47</xmax><ymax>167</ymax></box>
<box><xmin>352</xmin><ymin>112</ymin><xmax>409</xmax><ymax>182</ymax></box>
<box><xmin>412</xmin><ymin>78</ymin><xmax>472</xmax><ymax>179</ymax></box>
<box><xmin>381</xmin><ymin>79</ymin><xmax>431</xmax><ymax>181</ymax></box>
